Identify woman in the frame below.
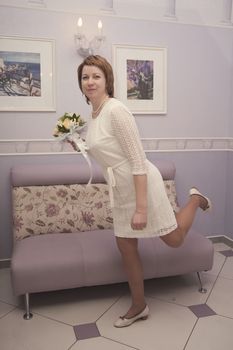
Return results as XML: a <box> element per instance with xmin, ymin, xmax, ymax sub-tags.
<box><xmin>77</xmin><ymin>55</ymin><xmax>211</xmax><ymax>328</ymax></box>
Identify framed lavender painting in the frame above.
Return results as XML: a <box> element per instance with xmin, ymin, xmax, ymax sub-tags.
<box><xmin>112</xmin><ymin>45</ymin><xmax>167</xmax><ymax>114</ymax></box>
<box><xmin>0</xmin><ymin>36</ymin><xmax>55</xmax><ymax>111</ymax></box>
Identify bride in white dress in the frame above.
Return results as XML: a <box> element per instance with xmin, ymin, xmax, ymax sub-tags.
<box><xmin>77</xmin><ymin>55</ymin><xmax>212</xmax><ymax>328</ymax></box>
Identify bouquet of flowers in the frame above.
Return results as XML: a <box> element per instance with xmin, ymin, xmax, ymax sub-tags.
<box><xmin>53</xmin><ymin>112</ymin><xmax>92</xmax><ymax>184</ymax></box>
<box><xmin>53</xmin><ymin>112</ymin><xmax>86</xmax><ymax>138</ymax></box>
<box><xmin>53</xmin><ymin>112</ymin><xmax>87</xmax><ymax>151</ymax></box>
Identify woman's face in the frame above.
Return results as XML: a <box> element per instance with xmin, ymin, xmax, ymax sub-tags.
<box><xmin>81</xmin><ymin>65</ymin><xmax>107</xmax><ymax>102</ymax></box>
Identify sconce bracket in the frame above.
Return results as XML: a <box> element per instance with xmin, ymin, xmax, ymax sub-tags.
<box><xmin>74</xmin><ymin>34</ymin><xmax>105</xmax><ymax>58</ymax></box>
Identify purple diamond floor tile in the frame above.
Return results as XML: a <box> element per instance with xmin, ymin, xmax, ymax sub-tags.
<box><xmin>219</xmin><ymin>250</ymin><xmax>233</xmax><ymax>257</ymax></box>
<box><xmin>73</xmin><ymin>323</ymin><xmax>100</xmax><ymax>340</ymax></box>
<box><xmin>188</xmin><ymin>304</ymin><xmax>216</xmax><ymax>318</ymax></box>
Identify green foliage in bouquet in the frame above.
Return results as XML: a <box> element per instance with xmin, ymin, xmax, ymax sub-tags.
<box><xmin>53</xmin><ymin>112</ymin><xmax>86</xmax><ymax>137</ymax></box>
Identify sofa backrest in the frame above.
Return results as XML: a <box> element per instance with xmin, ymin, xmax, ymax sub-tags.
<box><xmin>11</xmin><ymin>159</ymin><xmax>179</xmax><ymax>241</ymax></box>
<box><xmin>11</xmin><ymin>158</ymin><xmax>176</xmax><ymax>186</ymax></box>
<box><xmin>11</xmin><ymin>161</ymin><xmax>105</xmax><ymax>186</ymax></box>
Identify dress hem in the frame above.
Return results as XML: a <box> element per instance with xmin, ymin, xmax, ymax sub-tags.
<box><xmin>114</xmin><ymin>223</ymin><xmax>178</xmax><ymax>239</ymax></box>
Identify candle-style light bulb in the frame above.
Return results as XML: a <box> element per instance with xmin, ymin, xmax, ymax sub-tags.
<box><xmin>77</xmin><ymin>17</ymin><xmax>83</xmax><ymax>34</ymax></box>
<box><xmin>97</xmin><ymin>20</ymin><xmax>103</xmax><ymax>35</ymax></box>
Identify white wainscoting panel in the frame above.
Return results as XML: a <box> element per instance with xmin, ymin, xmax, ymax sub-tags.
<box><xmin>0</xmin><ymin>137</ymin><xmax>233</xmax><ymax>156</ymax></box>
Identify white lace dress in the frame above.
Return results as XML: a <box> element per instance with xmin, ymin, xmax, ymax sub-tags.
<box><xmin>85</xmin><ymin>98</ymin><xmax>177</xmax><ymax>238</ymax></box>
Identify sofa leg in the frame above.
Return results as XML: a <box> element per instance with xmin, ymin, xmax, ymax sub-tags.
<box><xmin>23</xmin><ymin>293</ymin><xmax>33</xmax><ymax>320</ymax></box>
<box><xmin>196</xmin><ymin>272</ymin><xmax>207</xmax><ymax>293</ymax></box>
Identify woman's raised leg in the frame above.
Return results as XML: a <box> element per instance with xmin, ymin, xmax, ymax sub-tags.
<box><xmin>160</xmin><ymin>190</ymin><xmax>210</xmax><ymax>248</ymax></box>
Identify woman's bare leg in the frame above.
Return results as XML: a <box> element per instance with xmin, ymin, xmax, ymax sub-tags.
<box><xmin>116</xmin><ymin>237</ymin><xmax>146</xmax><ymax>318</ymax></box>
<box><xmin>115</xmin><ymin>193</ymin><xmax>209</xmax><ymax>318</ymax></box>
<box><xmin>160</xmin><ymin>193</ymin><xmax>208</xmax><ymax>247</ymax></box>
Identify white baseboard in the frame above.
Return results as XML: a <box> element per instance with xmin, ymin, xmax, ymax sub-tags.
<box><xmin>208</xmin><ymin>235</ymin><xmax>233</xmax><ymax>248</ymax></box>
<box><xmin>0</xmin><ymin>259</ymin><xmax>11</xmax><ymax>269</ymax></box>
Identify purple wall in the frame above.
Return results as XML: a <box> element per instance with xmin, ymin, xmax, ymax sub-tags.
<box><xmin>0</xmin><ymin>5</ymin><xmax>233</xmax><ymax>259</ymax></box>
<box><xmin>0</xmin><ymin>6</ymin><xmax>232</xmax><ymax>139</ymax></box>
<box><xmin>225</xmin><ymin>152</ymin><xmax>233</xmax><ymax>240</ymax></box>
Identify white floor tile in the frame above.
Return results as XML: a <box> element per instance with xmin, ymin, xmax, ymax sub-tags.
<box><xmin>0</xmin><ymin>300</ymin><xmax>15</xmax><ymax>318</ymax></box>
<box><xmin>185</xmin><ymin>315</ymin><xmax>233</xmax><ymax>350</ymax></box>
<box><xmin>207</xmin><ymin>276</ymin><xmax>233</xmax><ymax>318</ymax></box>
<box><xmin>70</xmin><ymin>337</ymin><xmax>135</xmax><ymax>350</ymax></box>
<box><xmin>97</xmin><ymin>296</ymin><xmax>196</xmax><ymax>350</ymax></box>
<box><xmin>219</xmin><ymin>257</ymin><xmax>233</xmax><ymax>279</ymax></box>
<box><xmin>0</xmin><ymin>308</ymin><xmax>76</xmax><ymax>350</ymax></box>
<box><xmin>0</xmin><ymin>268</ymin><xmax>21</xmax><ymax>306</ymax></box>
<box><xmin>145</xmin><ymin>273</ymin><xmax>216</xmax><ymax>306</ymax></box>
<box><xmin>31</xmin><ymin>283</ymin><xmax>127</xmax><ymax>325</ymax></box>
<box><xmin>203</xmin><ymin>251</ymin><xmax>226</xmax><ymax>276</ymax></box>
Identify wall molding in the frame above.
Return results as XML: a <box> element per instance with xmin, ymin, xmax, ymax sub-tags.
<box><xmin>0</xmin><ymin>137</ymin><xmax>233</xmax><ymax>156</ymax></box>
<box><xmin>0</xmin><ymin>2</ymin><xmax>233</xmax><ymax>30</ymax></box>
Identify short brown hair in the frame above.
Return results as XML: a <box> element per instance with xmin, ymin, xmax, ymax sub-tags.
<box><xmin>77</xmin><ymin>55</ymin><xmax>114</xmax><ymax>104</ymax></box>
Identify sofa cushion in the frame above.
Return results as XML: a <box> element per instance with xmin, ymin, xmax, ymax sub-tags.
<box><xmin>12</xmin><ymin>183</ymin><xmax>113</xmax><ymax>240</ymax></box>
<box><xmin>11</xmin><ymin>233</ymin><xmax>86</xmax><ymax>295</ymax></box>
<box><xmin>11</xmin><ymin>229</ymin><xmax>214</xmax><ymax>295</ymax></box>
<box><xmin>12</xmin><ymin>180</ymin><xmax>179</xmax><ymax>241</ymax></box>
<box><xmin>164</xmin><ymin>179</ymin><xmax>179</xmax><ymax>213</ymax></box>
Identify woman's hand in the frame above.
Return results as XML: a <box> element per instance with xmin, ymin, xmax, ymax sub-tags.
<box><xmin>131</xmin><ymin>210</ymin><xmax>147</xmax><ymax>230</ymax></box>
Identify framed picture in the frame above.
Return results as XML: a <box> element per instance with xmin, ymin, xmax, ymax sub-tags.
<box><xmin>112</xmin><ymin>45</ymin><xmax>167</xmax><ymax>114</ymax></box>
<box><xmin>0</xmin><ymin>36</ymin><xmax>56</xmax><ymax>111</ymax></box>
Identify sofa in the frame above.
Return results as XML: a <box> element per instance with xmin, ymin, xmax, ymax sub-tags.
<box><xmin>10</xmin><ymin>154</ymin><xmax>214</xmax><ymax>320</ymax></box>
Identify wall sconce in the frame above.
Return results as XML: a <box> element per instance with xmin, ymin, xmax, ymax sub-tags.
<box><xmin>75</xmin><ymin>17</ymin><xmax>105</xmax><ymax>57</ymax></box>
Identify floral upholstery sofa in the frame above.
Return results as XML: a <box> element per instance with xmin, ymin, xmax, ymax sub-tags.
<box><xmin>10</xmin><ymin>155</ymin><xmax>214</xmax><ymax>319</ymax></box>
<box><xmin>13</xmin><ymin>183</ymin><xmax>114</xmax><ymax>240</ymax></box>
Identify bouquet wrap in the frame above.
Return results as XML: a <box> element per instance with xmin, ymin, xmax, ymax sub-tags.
<box><xmin>54</xmin><ymin>114</ymin><xmax>92</xmax><ymax>185</ymax></box>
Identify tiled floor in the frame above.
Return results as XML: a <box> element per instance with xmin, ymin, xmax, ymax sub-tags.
<box><xmin>0</xmin><ymin>242</ymin><xmax>233</xmax><ymax>350</ymax></box>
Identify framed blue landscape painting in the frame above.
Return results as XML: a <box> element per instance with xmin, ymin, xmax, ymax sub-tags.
<box><xmin>0</xmin><ymin>36</ymin><xmax>55</xmax><ymax>111</ymax></box>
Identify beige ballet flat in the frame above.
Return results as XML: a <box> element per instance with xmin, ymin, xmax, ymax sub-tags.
<box><xmin>189</xmin><ymin>187</ymin><xmax>212</xmax><ymax>212</ymax></box>
<box><xmin>114</xmin><ymin>305</ymin><xmax>149</xmax><ymax>328</ymax></box>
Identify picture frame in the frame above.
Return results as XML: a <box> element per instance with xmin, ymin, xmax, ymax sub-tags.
<box><xmin>112</xmin><ymin>44</ymin><xmax>167</xmax><ymax>114</ymax></box>
<box><xmin>0</xmin><ymin>36</ymin><xmax>56</xmax><ymax>111</ymax></box>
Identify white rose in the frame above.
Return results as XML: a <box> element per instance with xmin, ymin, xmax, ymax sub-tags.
<box><xmin>63</xmin><ymin>118</ymin><xmax>71</xmax><ymax>130</ymax></box>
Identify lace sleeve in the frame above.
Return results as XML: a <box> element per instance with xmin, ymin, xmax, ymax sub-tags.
<box><xmin>111</xmin><ymin>104</ymin><xmax>147</xmax><ymax>174</ymax></box>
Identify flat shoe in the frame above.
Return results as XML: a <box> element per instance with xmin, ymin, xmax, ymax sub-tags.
<box><xmin>114</xmin><ymin>305</ymin><xmax>149</xmax><ymax>328</ymax></box>
<box><xmin>189</xmin><ymin>187</ymin><xmax>212</xmax><ymax>212</ymax></box>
